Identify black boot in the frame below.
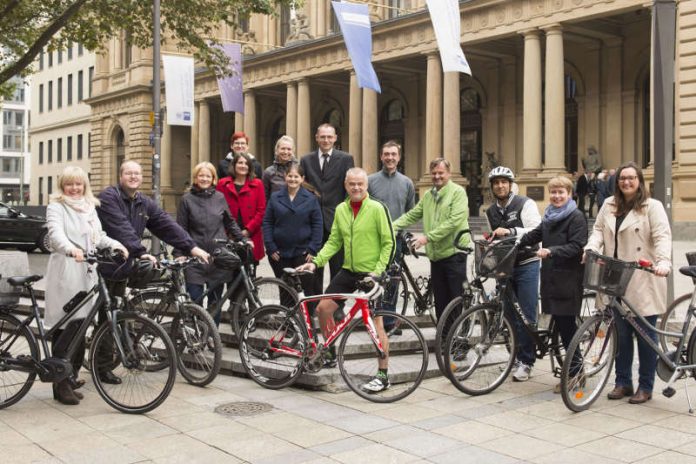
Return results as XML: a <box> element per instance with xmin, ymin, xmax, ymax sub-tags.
<box><xmin>53</xmin><ymin>380</ymin><xmax>80</xmax><ymax>405</ymax></box>
<box><xmin>99</xmin><ymin>371</ymin><xmax>122</xmax><ymax>385</ymax></box>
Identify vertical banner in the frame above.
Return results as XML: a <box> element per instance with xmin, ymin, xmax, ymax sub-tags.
<box><xmin>216</xmin><ymin>43</ymin><xmax>244</xmax><ymax>113</ymax></box>
<box><xmin>162</xmin><ymin>54</ymin><xmax>194</xmax><ymax>126</ymax></box>
<box><xmin>426</xmin><ymin>0</ymin><xmax>472</xmax><ymax>75</ymax></box>
<box><xmin>331</xmin><ymin>1</ymin><xmax>381</xmax><ymax>93</ymax></box>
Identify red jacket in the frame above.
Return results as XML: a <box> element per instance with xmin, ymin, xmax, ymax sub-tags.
<box><xmin>217</xmin><ymin>177</ymin><xmax>266</xmax><ymax>261</ymax></box>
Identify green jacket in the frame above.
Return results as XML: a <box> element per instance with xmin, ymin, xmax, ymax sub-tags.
<box><xmin>393</xmin><ymin>181</ymin><xmax>470</xmax><ymax>261</ymax></box>
<box><xmin>313</xmin><ymin>194</ymin><xmax>395</xmax><ymax>274</ymax></box>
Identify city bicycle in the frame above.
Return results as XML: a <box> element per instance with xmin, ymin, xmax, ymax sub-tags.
<box><xmin>127</xmin><ymin>256</ymin><xmax>222</xmax><ymax>387</ymax></box>
<box><xmin>0</xmin><ymin>249</ymin><xmax>177</xmax><ymax>413</ymax></box>
<box><xmin>442</xmin><ymin>237</ymin><xmax>592</xmax><ymax>395</ymax></box>
<box><xmin>560</xmin><ymin>251</ymin><xmax>696</xmax><ymax>413</ymax></box>
<box><xmin>658</xmin><ymin>251</ymin><xmax>696</xmax><ymax>352</ymax></box>
<box><xmin>239</xmin><ymin>269</ymin><xmax>428</xmax><ymax>403</ymax></box>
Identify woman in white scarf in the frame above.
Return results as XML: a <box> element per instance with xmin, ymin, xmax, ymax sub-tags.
<box><xmin>45</xmin><ymin>166</ymin><xmax>127</xmax><ymax>405</ymax></box>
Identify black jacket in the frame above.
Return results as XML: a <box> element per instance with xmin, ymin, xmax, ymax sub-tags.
<box><xmin>519</xmin><ymin>208</ymin><xmax>587</xmax><ymax>315</ymax></box>
<box><xmin>176</xmin><ymin>186</ymin><xmax>243</xmax><ymax>285</ymax></box>
<box><xmin>299</xmin><ymin>149</ymin><xmax>354</xmax><ymax>233</ymax></box>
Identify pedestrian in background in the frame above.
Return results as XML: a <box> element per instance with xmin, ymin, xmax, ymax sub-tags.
<box><xmin>46</xmin><ymin>166</ymin><xmax>127</xmax><ymax>405</ymax></box>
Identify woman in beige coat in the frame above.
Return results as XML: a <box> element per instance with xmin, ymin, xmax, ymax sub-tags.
<box><xmin>585</xmin><ymin>161</ymin><xmax>671</xmax><ymax>404</ymax></box>
<box><xmin>46</xmin><ymin>166</ymin><xmax>127</xmax><ymax>405</ymax></box>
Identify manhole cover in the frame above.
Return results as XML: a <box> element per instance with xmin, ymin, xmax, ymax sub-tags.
<box><xmin>214</xmin><ymin>401</ymin><xmax>273</xmax><ymax>417</ymax></box>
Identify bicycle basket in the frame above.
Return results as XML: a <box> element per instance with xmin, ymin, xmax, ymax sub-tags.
<box><xmin>474</xmin><ymin>239</ymin><xmax>518</xmax><ymax>278</ymax></box>
<box><xmin>583</xmin><ymin>250</ymin><xmax>636</xmax><ymax>297</ymax></box>
<box><xmin>212</xmin><ymin>247</ymin><xmax>241</xmax><ymax>271</ymax></box>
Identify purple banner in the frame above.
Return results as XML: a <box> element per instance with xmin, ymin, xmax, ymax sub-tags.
<box><xmin>216</xmin><ymin>43</ymin><xmax>244</xmax><ymax>113</ymax></box>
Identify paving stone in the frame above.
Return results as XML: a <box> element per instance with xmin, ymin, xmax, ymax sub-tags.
<box><xmin>575</xmin><ymin>436</ymin><xmax>664</xmax><ymax>462</ymax></box>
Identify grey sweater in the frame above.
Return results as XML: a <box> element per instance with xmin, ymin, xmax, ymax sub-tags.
<box><xmin>367</xmin><ymin>169</ymin><xmax>416</xmax><ymax>220</ymax></box>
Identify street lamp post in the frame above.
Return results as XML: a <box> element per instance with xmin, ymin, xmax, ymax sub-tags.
<box><xmin>151</xmin><ymin>0</ymin><xmax>162</xmax><ymax>255</ymax></box>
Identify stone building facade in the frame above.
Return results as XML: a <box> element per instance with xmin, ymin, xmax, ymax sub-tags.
<box><xmin>86</xmin><ymin>0</ymin><xmax>696</xmax><ymax>229</ymax></box>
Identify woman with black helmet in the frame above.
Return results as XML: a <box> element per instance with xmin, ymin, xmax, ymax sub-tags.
<box><xmin>176</xmin><ymin>162</ymin><xmax>244</xmax><ymax>324</ymax></box>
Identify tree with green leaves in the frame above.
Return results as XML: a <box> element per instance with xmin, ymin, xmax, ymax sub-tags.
<box><xmin>0</xmin><ymin>0</ymin><xmax>291</xmax><ymax>98</ymax></box>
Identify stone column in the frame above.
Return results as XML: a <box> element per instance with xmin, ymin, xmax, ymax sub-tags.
<box><xmin>425</xmin><ymin>52</ymin><xmax>443</xmax><ymax>174</ymax></box>
<box><xmin>234</xmin><ymin>112</ymin><xmax>244</xmax><ymax>132</ymax></box>
<box><xmin>243</xmin><ymin>90</ymin><xmax>257</xmax><ymax>155</ymax></box>
<box><xmin>286</xmin><ymin>82</ymin><xmax>297</xmax><ymax>141</ymax></box>
<box><xmin>543</xmin><ymin>24</ymin><xmax>565</xmax><ymax>172</ymax></box>
<box><xmin>500</xmin><ymin>57</ymin><xmax>517</xmax><ymax>171</ymax></box>
<box><xmin>521</xmin><ymin>29</ymin><xmax>542</xmax><ymax>172</ymax></box>
<box><xmin>198</xmin><ymin>99</ymin><xmax>210</xmax><ymax>162</ymax></box>
<box><xmin>443</xmin><ymin>72</ymin><xmax>462</xmax><ymax>175</ymax></box>
<box><xmin>190</xmin><ymin>103</ymin><xmax>200</xmax><ymax>174</ymax></box>
<box><xmin>362</xmin><ymin>88</ymin><xmax>378</xmax><ymax>173</ymax></box>
<box><xmin>348</xmin><ymin>72</ymin><xmax>363</xmax><ymax>164</ymax></box>
<box><xmin>297</xmin><ymin>78</ymin><xmax>311</xmax><ymax>155</ymax></box>
<box><xmin>602</xmin><ymin>38</ymin><xmax>623</xmax><ymax>169</ymax></box>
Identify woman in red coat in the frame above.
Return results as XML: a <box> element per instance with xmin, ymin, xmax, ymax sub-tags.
<box><xmin>217</xmin><ymin>152</ymin><xmax>266</xmax><ymax>262</ymax></box>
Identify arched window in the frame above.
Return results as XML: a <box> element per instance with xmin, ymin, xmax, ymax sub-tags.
<box><xmin>460</xmin><ymin>87</ymin><xmax>482</xmax><ymax>216</ymax></box>
<box><xmin>379</xmin><ymin>99</ymin><xmax>405</xmax><ymax>172</ymax></box>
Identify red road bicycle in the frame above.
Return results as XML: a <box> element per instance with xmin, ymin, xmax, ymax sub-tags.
<box><xmin>239</xmin><ymin>270</ymin><xmax>429</xmax><ymax>403</ymax></box>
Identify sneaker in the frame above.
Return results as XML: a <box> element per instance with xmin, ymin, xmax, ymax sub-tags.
<box><xmin>387</xmin><ymin>327</ymin><xmax>403</xmax><ymax>337</ymax></box>
<box><xmin>362</xmin><ymin>374</ymin><xmax>390</xmax><ymax>393</ymax></box>
<box><xmin>322</xmin><ymin>351</ymin><xmax>337</xmax><ymax>369</ymax></box>
<box><xmin>512</xmin><ymin>362</ymin><xmax>532</xmax><ymax>382</ymax></box>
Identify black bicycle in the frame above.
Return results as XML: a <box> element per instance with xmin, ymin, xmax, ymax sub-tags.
<box><xmin>0</xmin><ymin>249</ymin><xmax>177</xmax><ymax>413</ymax></box>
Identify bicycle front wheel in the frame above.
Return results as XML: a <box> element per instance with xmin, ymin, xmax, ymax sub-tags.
<box><xmin>444</xmin><ymin>304</ymin><xmax>517</xmax><ymax>396</ymax></box>
<box><xmin>560</xmin><ymin>313</ymin><xmax>616</xmax><ymax>412</ymax></box>
<box><xmin>239</xmin><ymin>305</ymin><xmax>306</xmax><ymax>389</ymax></box>
<box><xmin>550</xmin><ymin>292</ymin><xmax>596</xmax><ymax>370</ymax></box>
<box><xmin>231</xmin><ymin>278</ymin><xmax>298</xmax><ymax>338</ymax></box>
<box><xmin>90</xmin><ymin>313</ymin><xmax>177</xmax><ymax>414</ymax></box>
<box><xmin>659</xmin><ymin>293</ymin><xmax>693</xmax><ymax>352</ymax></box>
<box><xmin>172</xmin><ymin>303</ymin><xmax>221</xmax><ymax>387</ymax></box>
<box><xmin>338</xmin><ymin>311</ymin><xmax>428</xmax><ymax>403</ymax></box>
<box><xmin>0</xmin><ymin>313</ymin><xmax>38</xmax><ymax>409</ymax></box>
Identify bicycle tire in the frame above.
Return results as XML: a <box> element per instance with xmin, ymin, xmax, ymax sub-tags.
<box><xmin>560</xmin><ymin>313</ymin><xmax>616</xmax><ymax>412</ymax></box>
<box><xmin>659</xmin><ymin>293</ymin><xmax>693</xmax><ymax>352</ymax></box>
<box><xmin>231</xmin><ymin>277</ymin><xmax>298</xmax><ymax>338</ymax></box>
<box><xmin>435</xmin><ymin>295</ymin><xmax>466</xmax><ymax>377</ymax></box>
<box><xmin>172</xmin><ymin>302</ymin><xmax>222</xmax><ymax>387</ymax></box>
<box><xmin>0</xmin><ymin>313</ymin><xmax>39</xmax><ymax>409</ymax></box>
<box><xmin>128</xmin><ymin>288</ymin><xmax>174</xmax><ymax>323</ymax></box>
<box><xmin>338</xmin><ymin>311</ymin><xmax>428</xmax><ymax>403</ymax></box>
<box><xmin>444</xmin><ymin>303</ymin><xmax>517</xmax><ymax>395</ymax></box>
<box><xmin>90</xmin><ymin>313</ymin><xmax>177</xmax><ymax>414</ymax></box>
<box><xmin>238</xmin><ymin>304</ymin><xmax>306</xmax><ymax>389</ymax></box>
<box><xmin>81</xmin><ymin>318</ymin><xmax>98</xmax><ymax>371</ymax></box>
<box><xmin>549</xmin><ymin>292</ymin><xmax>596</xmax><ymax>370</ymax></box>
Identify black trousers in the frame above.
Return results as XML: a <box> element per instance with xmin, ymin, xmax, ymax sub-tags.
<box><xmin>430</xmin><ymin>253</ymin><xmax>468</xmax><ymax>319</ymax></box>
<box><xmin>268</xmin><ymin>254</ymin><xmax>315</xmax><ymax>307</ymax></box>
<box><xmin>52</xmin><ymin>319</ymin><xmax>86</xmax><ymax>379</ymax></box>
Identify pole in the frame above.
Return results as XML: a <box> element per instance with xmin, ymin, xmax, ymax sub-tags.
<box><xmin>651</xmin><ymin>0</ymin><xmax>676</xmax><ymax>300</ymax></box>
<box><xmin>151</xmin><ymin>0</ymin><xmax>162</xmax><ymax>255</ymax></box>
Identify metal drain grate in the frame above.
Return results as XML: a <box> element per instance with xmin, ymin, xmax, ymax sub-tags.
<box><xmin>214</xmin><ymin>401</ymin><xmax>273</xmax><ymax>417</ymax></box>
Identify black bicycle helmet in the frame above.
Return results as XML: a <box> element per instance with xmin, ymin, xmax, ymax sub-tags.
<box><xmin>212</xmin><ymin>247</ymin><xmax>241</xmax><ymax>271</ymax></box>
<box><xmin>127</xmin><ymin>259</ymin><xmax>162</xmax><ymax>289</ymax></box>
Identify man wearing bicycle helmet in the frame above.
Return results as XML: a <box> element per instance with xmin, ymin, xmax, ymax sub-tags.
<box><xmin>486</xmin><ymin>166</ymin><xmax>541</xmax><ymax>382</ymax></box>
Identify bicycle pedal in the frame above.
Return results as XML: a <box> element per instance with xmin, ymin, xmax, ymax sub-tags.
<box><xmin>663</xmin><ymin>387</ymin><xmax>676</xmax><ymax>398</ymax></box>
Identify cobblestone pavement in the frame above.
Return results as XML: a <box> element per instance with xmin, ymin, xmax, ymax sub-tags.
<box><xmin>2</xmin><ymin>241</ymin><xmax>695</xmax><ymax>463</ymax></box>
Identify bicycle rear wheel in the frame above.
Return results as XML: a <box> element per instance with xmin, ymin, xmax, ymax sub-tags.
<box><xmin>172</xmin><ymin>303</ymin><xmax>221</xmax><ymax>387</ymax></box>
<box><xmin>239</xmin><ymin>305</ymin><xmax>306</xmax><ymax>389</ymax></box>
<box><xmin>659</xmin><ymin>293</ymin><xmax>693</xmax><ymax>352</ymax></box>
<box><xmin>338</xmin><ymin>311</ymin><xmax>428</xmax><ymax>403</ymax></box>
<box><xmin>231</xmin><ymin>278</ymin><xmax>298</xmax><ymax>339</ymax></box>
<box><xmin>444</xmin><ymin>303</ymin><xmax>517</xmax><ymax>396</ymax></box>
<box><xmin>0</xmin><ymin>313</ymin><xmax>38</xmax><ymax>409</ymax></box>
<box><xmin>90</xmin><ymin>313</ymin><xmax>177</xmax><ymax>414</ymax></box>
<box><xmin>560</xmin><ymin>313</ymin><xmax>616</xmax><ymax>412</ymax></box>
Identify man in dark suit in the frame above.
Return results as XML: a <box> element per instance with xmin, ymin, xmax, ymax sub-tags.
<box><xmin>300</xmin><ymin>123</ymin><xmax>354</xmax><ymax>291</ymax></box>
<box><xmin>575</xmin><ymin>170</ymin><xmax>589</xmax><ymax>217</ymax></box>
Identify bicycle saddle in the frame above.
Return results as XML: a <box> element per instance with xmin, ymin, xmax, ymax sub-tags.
<box><xmin>679</xmin><ymin>266</ymin><xmax>696</xmax><ymax>278</ymax></box>
<box><xmin>7</xmin><ymin>275</ymin><xmax>42</xmax><ymax>287</ymax></box>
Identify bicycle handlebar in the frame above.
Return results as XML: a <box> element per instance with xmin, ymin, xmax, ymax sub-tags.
<box><xmin>453</xmin><ymin>229</ymin><xmax>474</xmax><ymax>253</ymax></box>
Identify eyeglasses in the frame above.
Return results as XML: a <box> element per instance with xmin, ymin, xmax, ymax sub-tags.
<box><xmin>619</xmin><ymin>175</ymin><xmax>638</xmax><ymax>182</ymax></box>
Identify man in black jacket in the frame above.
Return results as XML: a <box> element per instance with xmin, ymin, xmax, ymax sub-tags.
<box><xmin>300</xmin><ymin>123</ymin><xmax>354</xmax><ymax>290</ymax></box>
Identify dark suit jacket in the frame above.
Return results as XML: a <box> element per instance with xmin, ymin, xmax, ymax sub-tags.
<box><xmin>575</xmin><ymin>174</ymin><xmax>589</xmax><ymax>196</ymax></box>
<box><xmin>300</xmin><ymin>149</ymin><xmax>354</xmax><ymax>233</ymax></box>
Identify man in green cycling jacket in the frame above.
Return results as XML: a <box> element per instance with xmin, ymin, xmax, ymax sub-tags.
<box><xmin>298</xmin><ymin>167</ymin><xmax>395</xmax><ymax>392</ymax></box>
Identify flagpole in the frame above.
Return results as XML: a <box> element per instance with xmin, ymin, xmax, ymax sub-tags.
<box><xmin>151</xmin><ymin>0</ymin><xmax>162</xmax><ymax>255</ymax></box>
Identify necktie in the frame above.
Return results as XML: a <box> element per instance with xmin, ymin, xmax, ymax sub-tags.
<box><xmin>321</xmin><ymin>153</ymin><xmax>329</xmax><ymax>175</ymax></box>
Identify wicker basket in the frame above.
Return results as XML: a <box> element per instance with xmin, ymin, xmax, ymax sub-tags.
<box><xmin>583</xmin><ymin>250</ymin><xmax>636</xmax><ymax>297</ymax></box>
<box><xmin>474</xmin><ymin>239</ymin><xmax>518</xmax><ymax>279</ymax></box>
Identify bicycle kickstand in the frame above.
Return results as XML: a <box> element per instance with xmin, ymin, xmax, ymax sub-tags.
<box><xmin>686</xmin><ymin>377</ymin><xmax>694</xmax><ymax>414</ymax></box>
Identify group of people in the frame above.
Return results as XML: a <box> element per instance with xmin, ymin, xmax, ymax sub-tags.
<box><xmin>42</xmin><ymin>120</ymin><xmax>672</xmax><ymax>404</ymax></box>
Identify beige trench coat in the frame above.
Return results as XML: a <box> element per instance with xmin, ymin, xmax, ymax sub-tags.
<box><xmin>585</xmin><ymin>196</ymin><xmax>672</xmax><ymax>317</ymax></box>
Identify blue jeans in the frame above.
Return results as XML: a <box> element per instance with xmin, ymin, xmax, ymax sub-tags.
<box><xmin>187</xmin><ymin>282</ymin><xmax>223</xmax><ymax>326</ymax></box>
<box><xmin>613</xmin><ymin>309</ymin><xmax>658</xmax><ymax>393</ymax></box>
<box><xmin>507</xmin><ymin>261</ymin><xmax>540</xmax><ymax>366</ymax></box>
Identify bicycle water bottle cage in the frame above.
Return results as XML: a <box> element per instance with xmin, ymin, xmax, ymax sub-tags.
<box><xmin>37</xmin><ymin>357</ymin><xmax>73</xmax><ymax>383</ymax></box>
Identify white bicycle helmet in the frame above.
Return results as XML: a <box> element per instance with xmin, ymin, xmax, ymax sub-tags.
<box><xmin>488</xmin><ymin>166</ymin><xmax>515</xmax><ymax>183</ymax></box>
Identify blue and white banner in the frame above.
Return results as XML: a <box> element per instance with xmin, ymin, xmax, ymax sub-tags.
<box><xmin>332</xmin><ymin>1</ymin><xmax>381</xmax><ymax>93</ymax></box>
<box><xmin>426</xmin><ymin>0</ymin><xmax>472</xmax><ymax>75</ymax></box>
<box><xmin>162</xmin><ymin>54</ymin><xmax>195</xmax><ymax>126</ymax></box>
<box><xmin>216</xmin><ymin>43</ymin><xmax>244</xmax><ymax>113</ymax></box>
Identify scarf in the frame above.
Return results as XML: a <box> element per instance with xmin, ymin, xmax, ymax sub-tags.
<box><xmin>543</xmin><ymin>198</ymin><xmax>577</xmax><ymax>224</ymax></box>
<box><xmin>62</xmin><ymin>196</ymin><xmax>99</xmax><ymax>250</ymax></box>
<box><xmin>63</xmin><ymin>196</ymin><xmax>94</xmax><ymax>214</ymax></box>
<box><xmin>191</xmin><ymin>185</ymin><xmax>216</xmax><ymax>197</ymax></box>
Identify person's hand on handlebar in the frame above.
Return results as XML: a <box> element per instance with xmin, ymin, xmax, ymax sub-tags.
<box><xmin>654</xmin><ymin>264</ymin><xmax>670</xmax><ymax>277</ymax></box>
<box><xmin>296</xmin><ymin>262</ymin><xmax>316</xmax><ymax>273</ymax></box>
<box><xmin>491</xmin><ymin>227</ymin><xmax>513</xmax><ymax>239</ymax></box>
<box><xmin>410</xmin><ymin>234</ymin><xmax>428</xmax><ymax>249</ymax></box>
<box><xmin>191</xmin><ymin>246</ymin><xmax>210</xmax><ymax>264</ymax></box>
<box><xmin>71</xmin><ymin>248</ymin><xmax>86</xmax><ymax>262</ymax></box>
<box><xmin>140</xmin><ymin>253</ymin><xmax>158</xmax><ymax>265</ymax></box>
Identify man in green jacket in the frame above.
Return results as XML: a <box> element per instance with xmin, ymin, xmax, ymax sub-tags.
<box><xmin>298</xmin><ymin>167</ymin><xmax>395</xmax><ymax>392</ymax></box>
<box><xmin>393</xmin><ymin>158</ymin><xmax>470</xmax><ymax>321</ymax></box>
